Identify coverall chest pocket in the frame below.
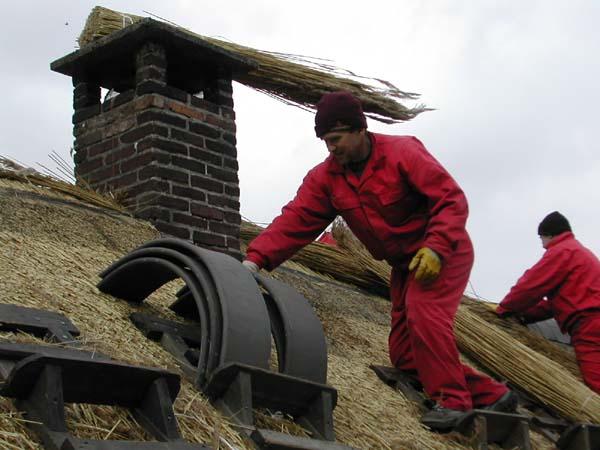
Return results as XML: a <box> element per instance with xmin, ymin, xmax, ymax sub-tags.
<box><xmin>331</xmin><ymin>195</ymin><xmax>362</xmax><ymax>224</ymax></box>
<box><xmin>376</xmin><ymin>188</ymin><xmax>414</xmax><ymax>226</ymax></box>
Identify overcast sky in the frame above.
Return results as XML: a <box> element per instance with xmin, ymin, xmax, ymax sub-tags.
<box><xmin>1</xmin><ymin>1</ymin><xmax>599</xmax><ymax>302</ymax></box>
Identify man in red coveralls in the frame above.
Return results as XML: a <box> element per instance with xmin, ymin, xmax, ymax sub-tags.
<box><xmin>497</xmin><ymin>212</ymin><xmax>600</xmax><ymax>394</ymax></box>
<box><xmin>243</xmin><ymin>91</ymin><xmax>514</xmax><ymax>428</ymax></box>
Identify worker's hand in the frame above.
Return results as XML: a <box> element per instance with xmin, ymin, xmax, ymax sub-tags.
<box><xmin>242</xmin><ymin>260</ymin><xmax>259</xmax><ymax>273</ymax></box>
<box><xmin>409</xmin><ymin>247</ymin><xmax>441</xmax><ymax>283</ymax></box>
<box><xmin>495</xmin><ymin>305</ymin><xmax>513</xmax><ymax>318</ymax></box>
<box><xmin>517</xmin><ymin>315</ymin><xmax>529</xmax><ymax>325</ymax></box>
<box><xmin>496</xmin><ymin>307</ymin><xmax>527</xmax><ymax>324</ymax></box>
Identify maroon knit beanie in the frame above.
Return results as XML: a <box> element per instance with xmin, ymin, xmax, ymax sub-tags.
<box><xmin>314</xmin><ymin>91</ymin><xmax>368</xmax><ymax>137</ymax></box>
<box><xmin>538</xmin><ymin>211</ymin><xmax>572</xmax><ymax>236</ymax></box>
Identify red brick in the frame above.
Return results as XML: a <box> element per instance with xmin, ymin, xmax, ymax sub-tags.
<box><xmin>193</xmin><ymin>231</ymin><xmax>226</xmax><ymax>247</ymax></box>
<box><xmin>155</xmin><ymin>221</ymin><xmax>191</xmax><ymax>239</ymax></box>
<box><xmin>191</xmin><ymin>175</ymin><xmax>224</xmax><ymax>193</ymax></box>
<box><xmin>207</xmin><ymin>194</ymin><xmax>239</xmax><ymax>210</ymax></box>
<box><xmin>120</xmin><ymin>153</ymin><xmax>155</xmax><ymax>173</ymax></box>
<box><xmin>106</xmin><ymin>172</ymin><xmax>138</xmax><ymax>190</ymax></box>
<box><xmin>88</xmin><ymin>138</ymin><xmax>119</xmax><ymax>157</ymax></box>
<box><xmin>172</xmin><ymin>213</ymin><xmax>208</xmax><ymax>229</ymax></box>
<box><xmin>207</xmin><ymin>165</ymin><xmax>238</xmax><ymax>183</ymax></box>
<box><xmin>189</xmin><ymin>147</ymin><xmax>222</xmax><ymax>166</ymax></box>
<box><xmin>104</xmin><ymin>146</ymin><xmax>135</xmax><ymax>165</ymax></box>
<box><xmin>172</xmin><ymin>185</ymin><xmax>206</xmax><ymax>202</ymax></box>
<box><xmin>77</xmin><ymin>156</ymin><xmax>104</xmax><ymax>174</ymax></box>
<box><xmin>209</xmin><ymin>221</ymin><xmax>239</xmax><ymax>235</ymax></box>
<box><xmin>191</xmin><ymin>203</ymin><xmax>224</xmax><ymax>220</ymax></box>
<box><xmin>171</xmin><ymin>129</ymin><xmax>204</xmax><ymax>148</ymax></box>
<box><xmin>121</xmin><ymin>123</ymin><xmax>168</xmax><ymax>144</ymax></box>
<box><xmin>165</xmin><ymin>100</ymin><xmax>206</xmax><ymax>120</ymax></box>
<box><xmin>224</xmin><ymin>184</ymin><xmax>240</xmax><ymax>197</ymax></box>
<box><xmin>223</xmin><ymin>211</ymin><xmax>241</xmax><ymax>225</ymax></box>
<box><xmin>172</xmin><ymin>155</ymin><xmax>206</xmax><ymax>175</ymax></box>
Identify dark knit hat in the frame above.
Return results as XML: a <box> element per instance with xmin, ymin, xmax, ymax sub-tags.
<box><xmin>538</xmin><ymin>211</ymin><xmax>572</xmax><ymax>236</ymax></box>
<box><xmin>314</xmin><ymin>91</ymin><xmax>367</xmax><ymax>137</ymax></box>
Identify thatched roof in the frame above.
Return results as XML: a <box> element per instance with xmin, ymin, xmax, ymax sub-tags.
<box><xmin>0</xmin><ymin>169</ymin><xmax>571</xmax><ymax>449</ymax></box>
<box><xmin>76</xmin><ymin>6</ymin><xmax>430</xmax><ymax>124</ymax></box>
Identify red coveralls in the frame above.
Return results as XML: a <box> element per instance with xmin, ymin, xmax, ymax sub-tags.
<box><xmin>247</xmin><ymin>133</ymin><xmax>507</xmax><ymax>409</ymax></box>
<box><xmin>497</xmin><ymin>232</ymin><xmax>600</xmax><ymax>393</ymax></box>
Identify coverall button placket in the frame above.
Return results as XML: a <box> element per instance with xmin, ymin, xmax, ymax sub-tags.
<box><xmin>347</xmin><ymin>172</ymin><xmax>381</xmax><ymax>254</ymax></box>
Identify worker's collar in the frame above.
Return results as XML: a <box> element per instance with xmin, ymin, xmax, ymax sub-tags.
<box><xmin>326</xmin><ymin>132</ymin><xmax>384</xmax><ymax>174</ymax></box>
<box><xmin>544</xmin><ymin>231</ymin><xmax>574</xmax><ymax>249</ymax></box>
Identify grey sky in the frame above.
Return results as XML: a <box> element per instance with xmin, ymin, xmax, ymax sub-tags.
<box><xmin>1</xmin><ymin>1</ymin><xmax>599</xmax><ymax>302</ymax></box>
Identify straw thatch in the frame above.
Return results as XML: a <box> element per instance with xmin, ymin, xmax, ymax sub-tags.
<box><xmin>240</xmin><ymin>220</ymin><xmax>389</xmax><ymax>296</ymax></box>
<box><xmin>0</xmin><ymin>157</ymin><xmax>126</xmax><ymax>213</ymax></box>
<box><xmin>77</xmin><ymin>6</ymin><xmax>429</xmax><ymax>123</ymax></box>
<box><xmin>460</xmin><ymin>300</ymin><xmax>580</xmax><ymax>379</ymax></box>
<box><xmin>241</xmin><ymin>219</ymin><xmax>600</xmax><ymax>425</ymax></box>
<box><xmin>0</xmin><ymin>172</ymin><xmax>514</xmax><ymax>449</ymax></box>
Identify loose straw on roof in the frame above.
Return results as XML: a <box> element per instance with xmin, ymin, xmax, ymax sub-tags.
<box><xmin>77</xmin><ymin>6</ymin><xmax>430</xmax><ymax>123</ymax></box>
<box><xmin>0</xmin><ymin>157</ymin><xmax>126</xmax><ymax>213</ymax></box>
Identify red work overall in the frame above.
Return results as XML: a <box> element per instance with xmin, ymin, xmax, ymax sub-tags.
<box><xmin>247</xmin><ymin>133</ymin><xmax>507</xmax><ymax>409</ymax></box>
<box><xmin>571</xmin><ymin>312</ymin><xmax>600</xmax><ymax>393</ymax></box>
<box><xmin>498</xmin><ymin>232</ymin><xmax>600</xmax><ymax>394</ymax></box>
<box><xmin>389</xmin><ymin>235</ymin><xmax>507</xmax><ymax>410</ymax></box>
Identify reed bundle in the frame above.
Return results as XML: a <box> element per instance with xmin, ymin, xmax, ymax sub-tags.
<box><xmin>241</xmin><ymin>218</ymin><xmax>600</xmax><ymax>423</ymax></box>
<box><xmin>332</xmin><ymin>218</ymin><xmax>391</xmax><ymax>293</ymax></box>
<box><xmin>77</xmin><ymin>6</ymin><xmax>429</xmax><ymax>123</ymax></box>
<box><xmin>455</xmin><ymin>305</ymin><xmax>600</xmax><ymax>423</ymax></box>
<box><xmin>240</xmin><ymin>220</ymin><xmax>389</xmax><ymax>295</ymax></box>
<box><xmin>461</xmin><ymin>299</ymin><xmax>581</xmax><ymax>379</ymax></box>
<box><xmin>0</xmin><ymin>157</ymin><xmax>126</xmax><ymax>213</ymax></box>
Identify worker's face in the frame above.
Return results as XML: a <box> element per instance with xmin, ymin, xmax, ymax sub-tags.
<box><xmin>322</xmin><ymin>128</ymin><xmax>367</xmax><ymax>166</ymax></box>
<box><xmin>540</xmin><ymin>235</ymin><xmax>553</xmax><ymax>248</ymax></box>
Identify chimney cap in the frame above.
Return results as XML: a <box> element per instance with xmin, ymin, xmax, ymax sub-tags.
<box><xmin>51</xmin><ymin>18</ymin><xmax>258</xmax><ymax>92</ymax></box>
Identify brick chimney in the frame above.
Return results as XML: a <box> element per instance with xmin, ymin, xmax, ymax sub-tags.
<box><xmin>51</xmin><ymin>19</ymin><xmax>257</xmax><ymax>258</ymax></box>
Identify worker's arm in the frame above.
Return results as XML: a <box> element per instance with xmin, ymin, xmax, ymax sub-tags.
<box><xmin>519</xmin><ymin>300</ymin><xmax>554</xmax><ymax>323</ymax></box>
<box><xmin>399</xmin><ymin>137</ymin><xmax>469</xmax><ymax>261</ymax></box>
<box><xmin>496</xmin><ymin>297</ymin><xmax>553</xmax><ymax>322</ymax></box>
<box><xmin>245</xmin><ymin>167</ymin><xmax>336</xmax><ymax>271</ymax></box>
<box><xmin>497</xmin><ymin>247</ymin><xmax>569</xmax><ymax>315</ymax></box>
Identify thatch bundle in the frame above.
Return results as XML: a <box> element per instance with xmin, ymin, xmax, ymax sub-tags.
<box><xmin>455</xmin><ymin>304</ymin><xmax>600</xmax><ymax>424</ymax></box>
<box><xmin>241</xmin><ymin>219</ymin><xmax>600</xmax><ymax>424</ymax></box>
<box><xmin>0</xmin><ymin>157</ymin><xmax>126</xmax><ymax>213</ymax></box>
<box><xmin>240</xmin><ymin>220</ymin><xmax>389</xmax><ymax>295</ymax></box>
<box><xmin>77</xmin><ymin>6</ymin><xmax>429</xmax><ymax>123</ymax></box>
<box><xmin>460</xmin><ymin>299</ymin><xmax>581</xmax><ymax>379</ymax></box>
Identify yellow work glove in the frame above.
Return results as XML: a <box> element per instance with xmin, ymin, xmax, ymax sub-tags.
<box><xmin>408</xmin><ymin>247</ymin><xmax>442</xmax><ymax>283</ymax></box>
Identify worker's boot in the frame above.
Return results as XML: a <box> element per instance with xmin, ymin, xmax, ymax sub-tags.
<box><xmin>481</xmin><ymin>390</ymin><xmax>518</xmax><ymax>412</ymax></box>
<box><xmin>421</xmin><ymin>404</ymin><xmax>469</xmax><ymax>431</ymax></box>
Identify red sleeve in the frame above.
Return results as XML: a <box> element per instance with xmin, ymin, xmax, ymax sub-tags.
<box><xmin>400</xmin><ymin>137</ymin><xmax>469</xmax><ymax>260</ymax></box>
<box><xmin>498</xmin><ymin>247</ymin><xmax>569</xmax><ymax>314</ymax></box>
<box><xmin>245</xmin><ymin>167</ymin><xmax>336</xmax><ymax>270</ymax></box>
<box><xmin>519</xmin><ymin>300</ymin><xmax>555</xmax><ymax>323</ymax></box>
